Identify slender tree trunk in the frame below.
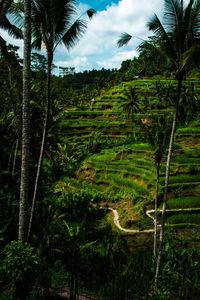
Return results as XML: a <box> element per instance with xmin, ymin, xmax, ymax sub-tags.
<box><xmin>18</xmin><ymin>0</ymin><xmax>31</xmax><ymax>242</ymax></box>
<box><xmin>155</xmin><ymin>77</ymin><xmax>182</xmax><ymax>285</ymax></box>
<box><xmin>154</xmin><ymin>162</ymin><xmax>160</xmax><ymax>266</ymax></box>
<box><xmin>27</xmin><ymin>51</ymin><xmax>52</xmax><ymax>242</ymax></box>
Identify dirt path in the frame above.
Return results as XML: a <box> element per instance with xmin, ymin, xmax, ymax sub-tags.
<box><xmin>107</xmin><ymin>208</ymin><xmax>155</xmax><ymax>233</ymax></box>
<box><xmin>106</xmin><ymin>207</ymin><xmax>200</xmax><ymax>233</ymax></box>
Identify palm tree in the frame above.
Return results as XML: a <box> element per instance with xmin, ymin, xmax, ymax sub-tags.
<box><xmin>27</xmin><ymin>0</ymin><xmax>96</xmax><ymax>242</ymax></box>
<box><xmin>2</xmin><ymin>0</ymin><xmax>32</xmax><ymax>242</ymax></box>
<box><xmin>18</xmin><ymin>0</ymin><xmax>31</xmax><ymax>242</ymax></box>
<box><xmin>120</xmin><ymin>86</ymin><xmax>142</xmax><ymax>119</ymax></box>
<box><xmin>141</xmin><ymin>115</ymin><xmax>171</xmax><ymax>266</ymax></box>
<box><xmin>0</xmin><ymin>0</ymin><xmax>23</xmax><ymax>57</ymax></box>
<box><xmin>117</xmin><ymin>0</ymin><xmax>200</xmax><ymax>285</ymax></box>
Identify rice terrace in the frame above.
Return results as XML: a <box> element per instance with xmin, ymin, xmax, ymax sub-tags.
<box><xmin>1</xmin><ymin>0</ymin><xmax>200</xmax><ymax>299</ymax></box>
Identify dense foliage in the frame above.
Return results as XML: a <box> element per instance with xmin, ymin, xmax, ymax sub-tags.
<box><xmin>1</xmin><ymin>0</ymin><xmax>200</xmax><ymax>297</ymax></box>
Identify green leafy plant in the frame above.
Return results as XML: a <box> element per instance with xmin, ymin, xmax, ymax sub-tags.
<box><xmin>0</xmin><ymin>241</ymin><xmax>39</xmax><ymax>299</ymax></box>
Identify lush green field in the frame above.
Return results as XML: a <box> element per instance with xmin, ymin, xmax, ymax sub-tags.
<box><xmin>57</xmin><ymin>78</ymin><xmax>200</xmax><ymax>227</ymax></box>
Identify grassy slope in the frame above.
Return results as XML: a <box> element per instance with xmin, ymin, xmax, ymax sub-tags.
<box><xmin>58</xmin><ymin>78</ymin><xmax>200</xmax><ymax>229</ymax></box>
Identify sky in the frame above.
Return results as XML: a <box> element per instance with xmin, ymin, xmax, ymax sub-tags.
<box><xmin>0</xmin><ymin>0</ymin><xmax>164</xmax><ymax>73</ymax></box>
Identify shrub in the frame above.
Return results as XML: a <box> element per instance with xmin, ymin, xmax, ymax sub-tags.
<box><xmin>0</xmin><ymin>241</ymin><xmax>39</xmax><ymax>299</ymax></box>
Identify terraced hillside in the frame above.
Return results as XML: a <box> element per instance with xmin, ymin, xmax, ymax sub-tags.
<box><xmin>57</xmin><ymin>79</ymin><xmax>176</xmax><ymax>147</ymax></box>
<box><xmin>57</xmin><ymin>78</ymin><xmax>200</xmax><ymax>230</ymax></box>
<box><xmin>158</xmin><ymin>121</ymin><xmax>200</xmax><ymax>226</ymax></box>
<box><xmin>77</xmin><ymin>143</ymin><xmax>157</xmax><ymax>229</ymax></box>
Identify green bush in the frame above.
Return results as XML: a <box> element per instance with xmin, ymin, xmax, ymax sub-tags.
<box><xmin>0</xmin><ymin>241</ymin><xmax>39</xmax><ymax>299</ymax></box>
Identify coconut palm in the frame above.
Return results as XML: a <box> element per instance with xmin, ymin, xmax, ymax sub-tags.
<box><xmin>18</xmin><ymin>0</ymin><xmax>31</xmax><ymax>242</ymax></box>
<box><xmin>117</xmin><ymin>0</ymin><xmax>200</xmax><ymax>285</ymax></box>
<box><xmin>27</xmin><ymin>0</ymin><xmax>95</xmax><ymax>242</ymax></box>
<box><xmin>0</xmin><ymin>0</ymin><xmax>23</xmax><ymax>57</ymax></box>
<box><xmin>120</xmin><ymin>86</ymin><xmax>142</xmax><ymax>119</ymax></box>
<box><xmin>141</xmin><ymin>115</ymin><xmax>171</xmax><ymax>265</ymax></box>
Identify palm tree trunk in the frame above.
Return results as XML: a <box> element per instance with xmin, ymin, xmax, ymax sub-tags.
<box><xmin>18</xmin><ymin>0</ymin><xmax>31</xmax><ymax>242</ymax></box>
<box><xmin>155</xmin><ymin>77</ymin><xmax>182</xmax><ymax>285</ymax></box>
<box><xmin>154</xmin><ymin>162</ymin><xmax>160</xmax><ymax>266</ymax></box>
<box><xmin>27</xmin><ymin>51</ymin><xmax>52</xmax><ymax>242</ymax></box>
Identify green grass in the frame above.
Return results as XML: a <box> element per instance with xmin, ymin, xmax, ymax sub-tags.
<box><xmin>127</xmin><ymin>157</ymin><xmax>155</xmax><ymax>168</ymax></box>
<box><xmin>165</xmin><ymin>182</ymin><xmax>200</xmax><ymax>190</ymax></box>
<box><xmin>176</xmin><ymin>127</ymin><xmax>200</xmax><ymax>134</ymax></box>
<box><xmin>167</xmin><ymin>213</ymin><xmax>200</xmax><ymax>224</ymax></box>
<box><xmin>166</xmin><ymin>196</ymin><xmax>200</xmax><ymax>209</ymax></box>
<box><xmin>94</xmin><ymin>173</ymin><xmax>150</xmax><ymax>198</ymax></box>
<box><xmin>110</xmin><ymin>175</ymin><xmax>150</xmax><ymax>195</ymax></box>
<box><xmin>57</xmin><ymin>79</ymin><xmax>200</xmax><ymax>218</ymax></box>
<box><xmin>88</xmin><ymin>162</ymin><xmax>155</xmax><ymax>177</ymax></box>
<box><xmin>159</xmin><ymin>175</ymin><xmax>200</xmax><ymax>185</ymax></box>
<box><xmin>130</xmin><ymin>143</ymin><xmax>153</xmax><ymax>151</ymax></box>
<box><xmin>171</xmin><ymin>157</ymin><xmax>200</xmax><ymax>164</ymax></box>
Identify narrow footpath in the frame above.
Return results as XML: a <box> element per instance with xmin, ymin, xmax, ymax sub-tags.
<box><xmin>106</xmin><ymin>207</ymin><xmax>200</xmax><ymax>233</ymax></box>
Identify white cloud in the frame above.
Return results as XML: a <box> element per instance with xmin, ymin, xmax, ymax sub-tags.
<box><xmin>55</xmin><ymin>56</ymin><xmax>90</xmax><ymax>71</ymax></box>
<box><xmin>1</xmin><ymin>0</ymin><xmax>164</xmax><ymax>72</ymax></box>
<box><xmin>97</xmin><ymin>49</ymin><xmax>137</xmax><ymax>69</ymax></box>
<box><xmin>55</xmin><ymin>0</ymin><xmax>163</xmax><ymax>71</ymax></box>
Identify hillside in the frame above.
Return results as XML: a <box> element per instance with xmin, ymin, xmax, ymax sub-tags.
<box><xmin>56</xmin><ymin>78</ymin><xmax>200</xmax><ymax>231</ymax></box>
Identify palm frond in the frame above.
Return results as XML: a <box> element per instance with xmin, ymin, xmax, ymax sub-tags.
<box><xmin>32</xmin><ymin>24</ymin><xmax>43</xmax><ymax>50</ymax></box>
<box><xmin>31</xmin><ymin>38</ymin><xmax>43</xmax><ymax>50</ymax></box>
<box><xmin>0</xmin><ymin>35</ymin><xmax>9</xmax><ymax>57</ymax></box>
<box><xmin>184</xmin><ymin>0</ymin><xmax>194</xmax><ymax>23</ymax></box>
<box><xmin>120</xmin><ymin>86</ymin><xmax>142</xmax><ymax>119</ymax></box>
<box><xmin>87</xmin><ymin>8</ymin><xmax>96</xmax><ymax>19</ymax></box>
<box><xmin>8</xmin><ymin>2</ymin><xmax>24</xmax><ymax>29</ymax></box>
<box><xmin>0</xmin><ymin>16</ymin><xmax>23</xmax><ymax>38</ymax></box>
<box><xmin>50</xmin><ymin>0</ymin><xmax>77</xmax><ymax>34</ymax></box>
<box><xmin>190</xmin><ymin>0</ymin><xmax>200</xmax><ymax>37</ymax></box>
<box><xmin>61</xmin><ymin>18</ymin><xmax>87</xmax><ymax>51</ymax></box>
<box><xmin>0</xmin><ymin>0</ymin><xmax>13</xmax><ymax>20</ymax></box>
<box><xmin>164</xmin><ymin>0</ymin><xmax>182</xmax><ymax>29</ymax></box>
<box><xmin>117</xmin><ymin>32</ymin><xmax>132</xmax><ymax>48</ymax></box>
<box><xmin>147</xmin><ymin>14</ymin><xmax>169</xmax><ymax>41</ymax></box>
<box><xmin>182</xmin><ymin>44</ymin><xmax>200</xmax><ymax>69</ymax></box>
<box><xmin>148</xmin><ymin>12</ymin><xmax>179</xmax><ymax>62</ymax></box>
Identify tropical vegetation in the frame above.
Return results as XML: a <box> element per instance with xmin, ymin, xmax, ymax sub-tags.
<box><xmin>0</xmin><ymin>0</ymin><xmax>200</xmax><ymax>299</ymax></box>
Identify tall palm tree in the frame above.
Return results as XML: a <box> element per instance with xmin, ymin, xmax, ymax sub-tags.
<box><xmin>27</xmin><ymin>0</ymin><xmax>96</xmax><ymax>242</ymax></box>
<box><xmin>141</xmin><ymin>115</ymin><xmax>171</xmax><ymax>266</ymax></box>
<box><xmin>0</xmin><ymin>0</ymin><xmax>23</xmax><ymax>57</ymax></box>
<box><xmin>117</xmin><ymin>0</ymin><xmax>200</xmax><ymax>285</ymax></box>
<box><xmin>0</xmin><ymin>0</ymin><xmax>30</xmax><ymax>242</ymax></box>
<box><xmin>18</xmin><ymin>0</ymin><xmax>31</xmax><ymax>242</ymax></box>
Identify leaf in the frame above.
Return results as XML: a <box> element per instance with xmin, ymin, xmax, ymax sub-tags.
<box><xmin>80</xmin><ymin>240</ymin><xmax>96</xmax><ymax>251</ymax></box>
<box><xmin>165</xmin><ymin>242</ymin><xmax>170</xmax><ymax>251</ymax></box>
<box><xmin>181</xmin><ymin>249</ymin><xmax>186</xmax><ymax>256</ymax></box>
<box><xmin>63</xmin><ymin>220</ymin><xmax>73</xmax><ymax>237</ymax></box>
<box><xmin>117</xmin><ymin>32</ymin><xmax>132</xmax><ymax>48</ymax></box>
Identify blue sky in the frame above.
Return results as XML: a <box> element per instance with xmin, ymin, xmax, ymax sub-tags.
<box><xmin>82</xmin><ymin>0</ymin><xmax>120</xmax><ymax>11</ymax></box>
<box><xmin>0</xmin><ymin>0</ymin><xmax>164</xmax><ymax>73</ymax></box>
<box><xmin>53</xmin><ymin>0</ymin><xmax>163</xmax><ymax>73</ymax></box>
